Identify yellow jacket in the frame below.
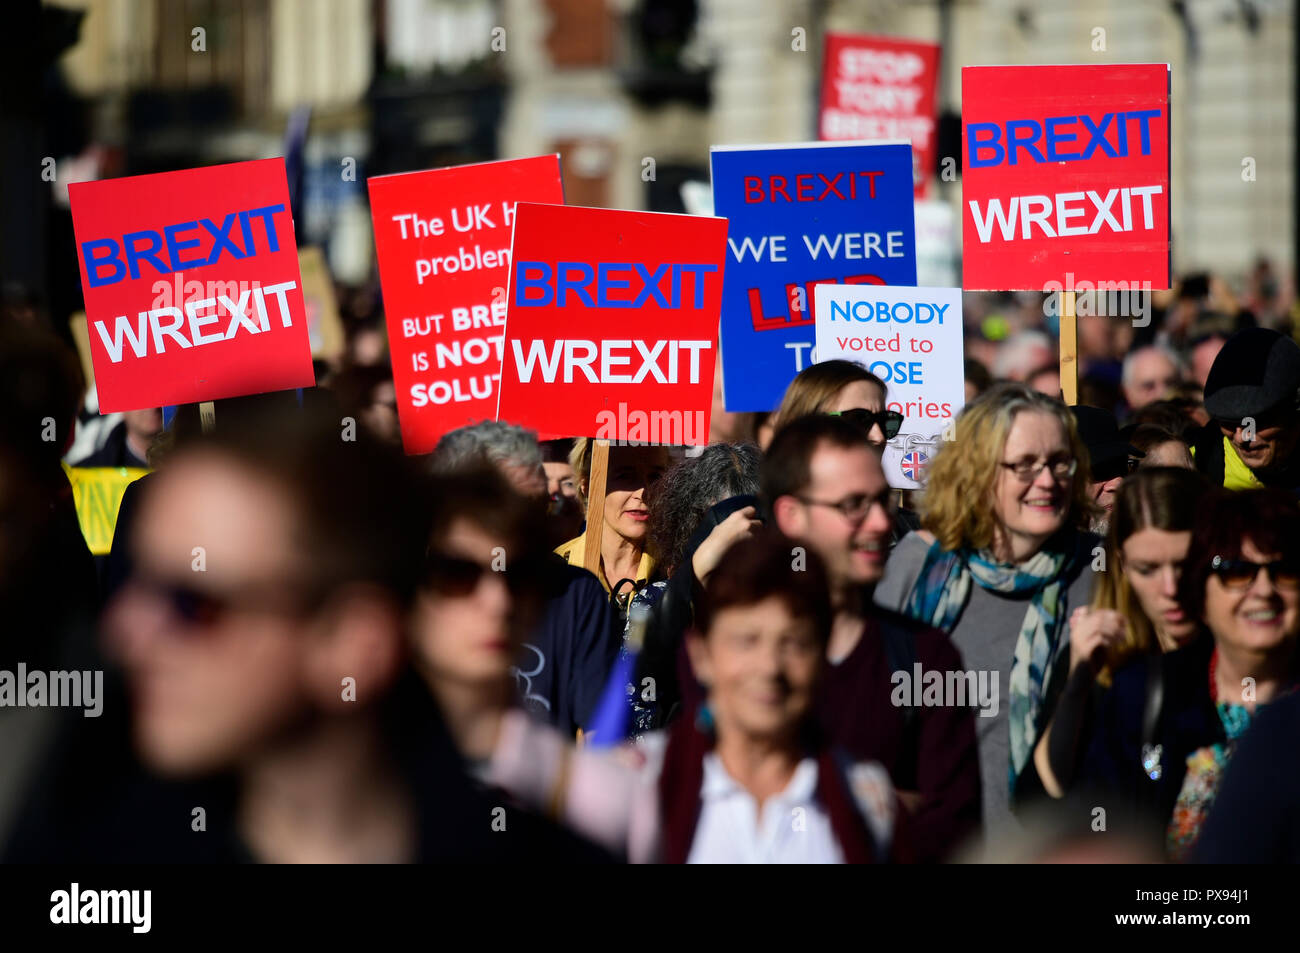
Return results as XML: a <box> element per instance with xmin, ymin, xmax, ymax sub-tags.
<box><xmin>555</xmin><ymin>533</ymin><xmax>655</xmax><ymax>596</ymax></box>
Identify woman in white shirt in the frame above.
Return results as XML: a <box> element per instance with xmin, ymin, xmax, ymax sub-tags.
<box><xmin>489</xmin><ymin>530</ymin><xmax>898</xmax><ymax>863</ymax></box>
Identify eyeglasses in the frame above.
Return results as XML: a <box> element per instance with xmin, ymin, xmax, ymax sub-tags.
<box><xmin>794</xmin><ymin>493</ymin><xmax>893</xmax><ymax>524</ymax></box>
<box><xmin>1209</xmin><ymin>555</ymin><xmax>1300</xmax><ymax>591</ymax></box>
<box><xmin>830</xmin><ymin>408</ymin><xmax>905</xmax><ymax>440</ymax></box>
<box><xmin>424</xmin><ymin>551</ymin><xmax>554</xmax><ymax>597</ymax></box>
<box><xmin>998</xmin><ymin>455</ymin><xmax>1078</xmax><ymax>483</ymax></box>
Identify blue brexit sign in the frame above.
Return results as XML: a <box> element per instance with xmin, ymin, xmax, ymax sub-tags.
<box><xmin>710</xmin><ymin>141</ymin><xmax>918</xmax><ymax>411</ymax></box>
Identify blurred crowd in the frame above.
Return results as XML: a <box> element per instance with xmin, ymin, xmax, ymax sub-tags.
<box><xmin>2</xmin><ymin>258</ymin><xmax>1299</xmax><ymax>864</ymax></box>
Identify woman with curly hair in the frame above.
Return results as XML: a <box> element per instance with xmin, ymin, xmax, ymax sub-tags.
<box><xmin>874</xmin><ymin>382</ymin><xmax>1102</xmax><ymax>835</ymax></box>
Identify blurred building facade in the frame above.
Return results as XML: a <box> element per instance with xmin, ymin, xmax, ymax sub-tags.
<box><xmin>33</xmin><ymin>0</ymin><xmax>1299</xmax><ymax>310</ymax></box>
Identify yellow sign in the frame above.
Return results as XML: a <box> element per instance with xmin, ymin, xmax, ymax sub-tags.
<box><xmin>65</xmin><ymin>466</ymin><xmax>149</xmax><ymax>555</ymax></box>
<box><xmin>299</xmin><ymin>246</ymin><xmax>345</xmax><ymax>360</ymax></box>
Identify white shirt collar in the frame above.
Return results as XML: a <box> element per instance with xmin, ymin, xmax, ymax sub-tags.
<box><xmin>700</xmin><ymin>753</ymin><xmax>820</xmax><ymax>805</ymax></box>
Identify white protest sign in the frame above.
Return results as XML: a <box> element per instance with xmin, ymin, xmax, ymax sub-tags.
<box><xmin>814</xmin><ymin>283</ymin><xmax>964</xmax><ymax>488</ymax></box>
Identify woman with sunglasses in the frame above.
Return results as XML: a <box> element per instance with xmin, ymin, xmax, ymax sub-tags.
<box><xmin>767</xmin><ymin>359</ymin><xmax>904</xmax><ymax>450</ymax></box>
<box><xmin>1080</xmin><ymin>487</ymin><xmax>1300</xmax><ymax>860</ymax></box>
<box><xmin>410</xmin><ymin>468</ymin><xmax>558</xmax><ymax>763</ymax></box>
<box><xmin>874</xmin><ymin>383</ymin><xmax>1101</xmax><ymax>836</ymax></box>
<box><xmin>1032</xmin><ymin>467</ymin><xmax>1210</xmax><ymax>799</ymax></box>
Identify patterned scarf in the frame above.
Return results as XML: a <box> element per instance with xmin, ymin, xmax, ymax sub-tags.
<box><xmin>902</xmin><ymin>537</ymin><xmax>1077</xmax><ymax>790</ymax></box>
<box><xmin>1166</xmin><ymin>648</ymin><xmax>1290</xmax><ymax>861</ymax></box>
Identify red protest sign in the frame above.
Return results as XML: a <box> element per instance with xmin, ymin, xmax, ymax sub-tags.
<box><xmin>69</xmin><ymin>159</ymin><xmax>313</xmax><ymax>412</ymax></box>
<box><xmin>496</xmin><ymin>204</ymin><xmax>727</xmax><ymax>446</ymax></box>
<box><xmin>819</xmin><ymin>33</ymin><xmax>940</xmax><ymax>198</ymax></box>
<box><xmin>961</xmin><ymin>64</ymin><xmax>1171</xmax><ymax>291</ymax></box>
<box><xmin>368</xmin><ymin>155</ymin><xmax>565</xmax><ymax>454</ymax></box>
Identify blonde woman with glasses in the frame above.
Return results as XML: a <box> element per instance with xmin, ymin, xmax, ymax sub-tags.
<box><xmin>874</xmin><ymin>383</ymin><xmax>1102</xmax><ymax>836</ymax></box>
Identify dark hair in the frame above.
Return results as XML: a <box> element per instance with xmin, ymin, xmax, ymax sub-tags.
<box><xmin>648</xmin><ymin>443</ymin><xmax>761</xmax><ymax>573</ymax></box>
<box><xmin>964</xmin><ymin>358</ymin><xmax>992</xmax><ymax>396</ymax></box>
<box><xmin>761</xmin><ymin>414</ymin><xmax>874</xmax><ymax>509</ymax></box>
<box><xmin>1178</xmin><ymin>488</ymin><xmax>1300</xmax><ymax>621</ymax></box>
<box><xmin>539</xmin><ymin>438</ymin><xmax>575</xmax><ymax>465</ymax></box>
<box><xmin>1127</xmin><ymin>424</ymin><xmax>1185</xmax><ymax>455</ymax></box>
<box><xmin>425</xmin><ymin>466</ymin><xmax>550</xmax><ymax>564</ymax></box>
<box><xmin>1124</xmin><ymin>399</ymin><xmax>1198</xmax><ymax>441</ymax></box>
<box><xmin>694</xmin><ymin>530</ymin><xmax>832</xmax><ymax>646</ymax></box>
<box><xmin>0</xmin><ymin>324</ymin><xmax>83</xmax><ymax>477</ymax></box>
<box><xmin>180</xmin><ymin>399</ymin><xmax>431</xmax><ymax>609</ymax></box>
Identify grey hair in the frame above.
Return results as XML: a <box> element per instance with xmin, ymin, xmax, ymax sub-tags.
<box><xmin>1121</xmin><ymin>343</ymin><xmax>1186</xmax><ymax>389</ymax></box>
<box><xmin>648</xmin><ymin>442</ymin><xmax>762</xmax><ymax>573</ymax></box>
<box><xmin>992</xmin><ymin>329</ymin><xmax>1055</xmax><ymax>381</ymax></box>
<box><xmin>431</xmin><ymin>420</ymin><xmax>542</xmax><ymax>475</ymax></box>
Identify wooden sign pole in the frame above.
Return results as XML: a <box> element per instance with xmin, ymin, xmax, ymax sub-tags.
<box><xmin>1059</xmin><ymin>290</ymin><xmax>1079</xmax><ymax>405</ymax></box>
<box><xmin>582</xmin><ymin>439</ymin><xmax>610</xmax><ymax>578</ymax></box>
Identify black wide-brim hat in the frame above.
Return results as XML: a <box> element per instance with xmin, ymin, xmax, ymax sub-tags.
<box><xmin>1203</xmin><ymin>327</ymin><xmax>1300</xmax><ymax>422</ymax></box>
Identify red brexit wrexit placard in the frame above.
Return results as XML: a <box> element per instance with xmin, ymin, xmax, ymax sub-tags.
<box><xmin>69</xmin><ymin>159</ymin><xmax>313</xmax><ymax>412</ymax></box>
<box><xmin>819</xmin><ymin>33</ymin><xmax>940</xmax><ymax>199</ymax></box>
<box><xmin>962</xmin><ymin>64</ymin><xmax>1171</xmax><ymax>291</ymax></box>
<box><xmin>367</xmin><ymin>155</ymin><xmax>565</xmax><ymax>455</ymax></box>
<box><xmin>496</xmin><ymin>204</ymin><xmax>727</xmax><ymax>446</ymax></box>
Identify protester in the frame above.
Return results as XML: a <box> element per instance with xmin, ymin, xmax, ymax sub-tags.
<box><xmin>1121</xmin><ymin>344</ymin><xmax>1184</xmax><ymax>413</ymax></box>
<box><xmin>6</xmin><ymin>404</ymin><xmax>600</xmax><ymax>862</ymax></box>
<box><xmin>432</xmin><ymin>420</ymin><xmax>547</xmax><ymax>498</ymax></box>
<box><xmin>409</xmin><ymin>468</ymin><xmax>555</xmax><ymax>758</ymax></box>
<box><xmin>1190</xmin><ymin>327</ymin><xmax>1300</xmax><ymax>490</ymax></box>
<box><xmin>431</xmin><ymin>428</ymin><xmax>621</xmax><ymax>737</ymax></box>
<box><xmin>1122</xmin><ymin>397</ymin><xmax>1201</xmax><ymax>441</ymax></box>
<box><xmin>0</xmin><ymin>324</ymin><xmax>97</xmax><ymax>625</ymax></box>
<box><xmin>992</xmin><ymin>329</ymin><xmax>1055</xmax><ymax>383</ymax></box>
<box><xmin>627</xmin><ymin>443</ymin><xmax>763</xmax><ymax>733</ymax></box>
<box><xmin>72</xmin><ymin>407</ymin><xmax>161</xmax><ymax>469</ymax></box>
<box><xmin>539</xmin><ymin>438</ymin><xmax>584</xmax><ymax>547</ymax></box>
<box><xmin>487</xmin><ymin>531</ymin><xmax>900</xmax><ymax>863</ymax></box>
<box><xmin>1080</xmin><ymin>488</ymin><xmax>1300</xmax><ymax>860</ymax></box>
<box><xmin>1071</xmin><ymin>405</ymin><xmax>1143</xmax><ymax>534</ymax></box>
<box><xmin>328</xmin><ymin>364</ymin><xmax>401</xmax><ymax>445</ymax></box>
<box><xmin>965</xmin><ymin>358</ymin><xmax>993</xmax><ymax>404</ymax></box>
<box><xmin>1128</xmin><ymin>424</ymin><xmax>1194</xmax><ymax>469</ymax></box>
<box><xmin>769</xmin><ymin>359</ymin><xmax>902</xmax><ymax>449</ymax></box>
<box><xmin>557</xmin><ymin>438</ymin><xmax>668</xmax><ymax>610</ymax></box>
<box><xmin>1189</xmin><ymin>329</ymin><xmax>1229</xmax><ymax>390</ymax></box>
<box><xmin>765</xmin><ymin>415</ymin><xmax>981</xmax><ymax>861</ymax></box>
<box><xmin>876</xmin><ymin>383</ymin><xmax>1101</xmax><ymax>834</ymax></box>
<box><xmin>1033</xmin><ymin>467</ymin><xmax>1209</xmax><ymax>798</ymax></box>
<box><xmin>1192</xmin><ymin>689</ymin><xmax>1300</xmax><ymax>862</ymax></box>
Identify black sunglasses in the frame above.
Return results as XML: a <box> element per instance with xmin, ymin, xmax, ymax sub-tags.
<box><xmin>1210</xmin><ymin>555</ymin><xmax>1300</xmax><ymax>591</ymax></box>
<box><xmin>425</xmin><ymin>551</ymin><xmax>554</xmax><ymax>597</ymax></box>
<box><xmin>831</xmin><ymin>408</ymin><xmax>904</xmax><ymax>439</ymax></box>
<box><xmin>126</xmin><ymin>570</ymin><xmax>313</xmax><ymax>629</ymax></box>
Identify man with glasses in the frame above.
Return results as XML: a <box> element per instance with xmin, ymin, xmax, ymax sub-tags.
<box><xmin>1070</xmin><ymin>405</ymin><xmax>1144</xmax><ymax>535</ymax></box>
<box><xmin>1190</xmin><ymin>327</ymin><xmax>1300</xmax><ymax>491</ymax></box>
<box><xmin>762</xmin><ymin>415</ymin><xmax>981</xmax><ymax>862</ymax></box>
